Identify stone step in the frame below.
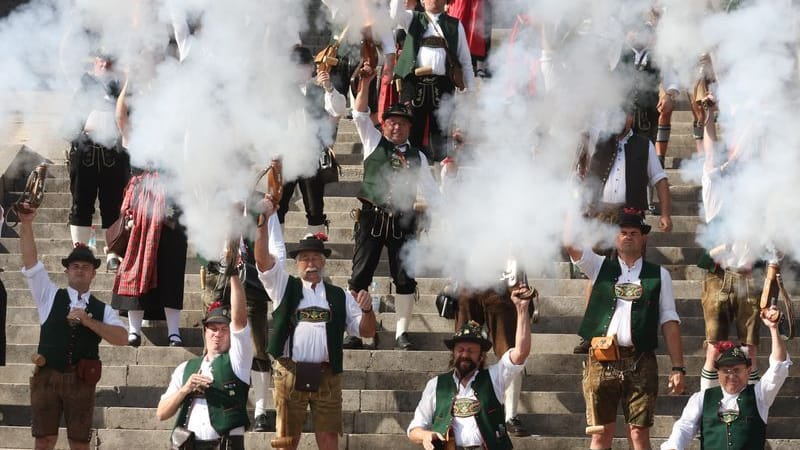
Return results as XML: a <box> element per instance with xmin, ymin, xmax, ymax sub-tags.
<box><xmin>0</xmin><ymin>240</ymin><xmax>716</xmax><ymax>272</ymax></box>
<box><xmin>1</xmin><ymin>344</ymin><xmax>790</xmax><ymax>377</ymax></box>
<box><xmin>1</xmin><ymin>385</ymin><xmax>799</xmax><ymax>424</ymax></box>
<box><xmin>3</xmin><ymin>359</ymin><xmax>800</xmax><ymax>396</ymax></box>
<box><xmin>0</xmin><ymin>270</ymin><xmax>708</xmax><ymax>296</ymax></box>
<box><xmin>7</xmin><ymin>320</ymin><xmax>795</xmax><ymax>354</ymax></box>
<box><xmin>0</xmin><ymin>425</ymin><xmax>796</xmax><ymax>450</ymax></box>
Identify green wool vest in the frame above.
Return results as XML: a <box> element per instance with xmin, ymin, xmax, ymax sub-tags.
<box><xmin>174</xmin><ymin>353</ymin><xmax>250</xmax><ymax>435</ymax></box>
<box><xmin>37</xmin><ymin>289</ymin><xmax>105</xmax><ymax>371</ymax></box>
<box><xmin>700</xmin><ymin>385</ymin><xmax>766</xmax><ymax>450</ymax></box>
<box><xmin>431</xmin><ymin>370</ymin><xmax>512</xmax><ymax>450</ymax></box>
<box><xmin>578</xmin><ymin>259</ymin><xmax>662</xmax><ymax>352</ymax></box>
<box><xmin>395</xmin><ymin>11</ymin><xmax>460</xmax><ymax>80</ymax></box>
<box><xmin>267</xmin><ymin>277</ymin><xmax>347</xmax><ymax>374</ymax></box>
<box><xmin>358</xmin><ymin>137</ymin><xmax>422</xmax><ymax>212</ymax></box>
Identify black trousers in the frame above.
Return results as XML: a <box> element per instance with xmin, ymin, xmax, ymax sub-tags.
<box><xmin>69</xmin><ymin>134</ymin><xmax>130</xmax><ymax>228</ymax></box>
<box><xmin>349</xmin><ymin>205</ymin><xmax>417</xmax><ymax>295</ymax></box>
<box><xmin>0</xmin><ymin>277</ymin><xmax>6</xmax><ymax>366</ymax></box>
<box><xmin>277</xmin><ymin>172</ymin><xmax>326</xmax><ymax>226</ymax></box>
<box><xmin>401</xmin><ymin>74</ymin><xmax>455</xmax><ymax>162</ymax></box>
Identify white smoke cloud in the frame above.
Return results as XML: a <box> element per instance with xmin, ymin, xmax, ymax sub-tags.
<box><xmin>406</xmin><ymin>0</ymin><xmax>656</xmax><ymax>289</ymax></box>
<box><xmin>661</xmin><ymin>0</ymin><xmax>800</xmax><ymax>262</ymax></box>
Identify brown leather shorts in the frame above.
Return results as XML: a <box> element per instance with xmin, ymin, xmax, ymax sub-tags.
<box><xmin>272</xmin><ymin>358</ymin><xmax>342</xmax><ymax>436</ymax></box>
<box><xmin>30</xmin><ymin>367</ymin><xmax>96</xmax><ymax>441</ymax></box>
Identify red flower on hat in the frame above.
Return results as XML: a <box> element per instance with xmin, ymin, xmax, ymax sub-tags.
<box><xmin>623</xmin><ymin>207</ymin><xmax>644</xmax><ymax>216</ymax></box>
<box><xmin>207</xmin><ymin>301</ymin><xmax>222</xmax><ymax>313</ymax></box>
<box><xmin>714</xmin><ymin>341</ymin><xmax>735</xmax><ymax>353</ymax></box>
<box><xmin>313</xmin><ymin>232</ymin><xmax>329</xmax><ymax>242</ymax></box>
<box><xmin>74</xmin><ymin>242</ymin><xmax>89</xmax><ymax>249</ymax></box>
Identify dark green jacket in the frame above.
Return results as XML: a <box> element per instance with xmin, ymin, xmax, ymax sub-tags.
<box><xmin>267</xmin><ymin>276</ymin><xmax>347</xmax><ymax>374</ymax></box>
<box><xmin>395</xmin><ymin>11</ymin><xmax>460</xmax><ymax>80</ymax></box>
<box><xmin>431</xmin><ymin>370</ymin><xmax>512</xmax><ymax>450</ymax></box>
<box><xmin>578</xmin><ymin>258</ymin><xmax>662</xmax><ymax>352</ymax></box>
<box><xmin>701</xmin><ymin>385</ymin><xmax>766</xmax><ymax>450</ymax></box>
<box><xmin>37</xmin><ymin>289</ymin><xmax>105</xmax><ymax>371</ymax></box>
<box><xmin>174</xmin><ymin>353</ymin><xmax>250</xmax><ymax>435</ymax></box>
<box><xmin>358</xmin><ymin>137</ymin><xmax>422</xmax><ymax>212</ymax></box>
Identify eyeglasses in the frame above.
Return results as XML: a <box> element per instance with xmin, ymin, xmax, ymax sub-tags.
<box><xmin>719</xmin><ymin>367</ymin><xmax>747</xmax><ymax>376</ymax></box>
<box><xmin>297</xmin><ymin>255</ymin><xmax>324</xmax><ymax>264</ymax></box>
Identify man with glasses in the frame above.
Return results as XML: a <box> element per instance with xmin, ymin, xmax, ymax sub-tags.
<box><xmin>347</xmin><ymin>62</ymin><xmax>439</xmax><ymax>351</ymax></box>
<box><xmin>661</xmin><ymin>306</ymin><xmax>791</xmax><ymax>450</ymax></box>
<box><xmin>254</xmin><ymin>202</ymin><xmax>378</xmax><ymax>450</ymax></box>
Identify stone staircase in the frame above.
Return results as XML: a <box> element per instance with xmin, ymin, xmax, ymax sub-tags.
<box><xmin>2</xmin><ymin>97</ymin><xmax>800</xmax><ymax>450</ymax></box>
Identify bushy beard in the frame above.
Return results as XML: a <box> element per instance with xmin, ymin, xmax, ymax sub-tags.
<box><xmin>455</xmin><ymin>357</ymin><xmax>478</xmax><ymax>378</ymax></box>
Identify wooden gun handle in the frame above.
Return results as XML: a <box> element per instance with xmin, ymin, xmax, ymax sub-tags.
<box><xmin>760</xmin><ymin>263</ymin><xmax>780</xmax><ymax>310</ymax></box>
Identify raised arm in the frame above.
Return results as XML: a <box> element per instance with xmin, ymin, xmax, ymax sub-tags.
<box><xmin>508</xmin><ymin>287</ymin><xmax>532</xmax><ymax>365</ymax></box>
<box><xmin>229</xmin><ymin>273</ymin><xmax>247</xmax><ymax>332</ymax></box>
<box><xmin>18</xmin><ymin>204</ymin><xmax>38</xmax><ymax>270</ymax></box>
<box><xmin>254</xmin><ymin>197</ymin><xmax>276</xmax><ymax>272</ymax></box>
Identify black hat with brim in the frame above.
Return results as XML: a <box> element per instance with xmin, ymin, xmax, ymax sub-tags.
<box><xmin>203</xmin><ymin>302</ymin><xmax>232</xmax><ymax>325</ymax></box>
<box><xmin>382</xmin><ymin>103</ymin><xmax>414</xmax><ymax>122</ymax></box>
<box><xmin>618</xmin><ymin>207</ymin><xmax>651</xmax><ymax>234</ymax></box>
<box><xmin>288</xmin><ymin>235</ymin><xmax>332</xmax><ymax>259</ymax></box>
<box><xmin>444</xmin><ymin>320</ymin><xmax>492</xmax><ymax>352</ymax></box>
<box><xmin>61</xmin><ymin>245</ymin><xmax>101</xmax><ymax>269</ymax></box>
<box><xmin>714</xmin><ymin>346</ymin><xmax>752</xmax><ymax>368</ymax></box>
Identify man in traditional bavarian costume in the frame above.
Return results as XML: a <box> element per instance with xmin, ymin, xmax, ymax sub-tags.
<box><xmin>19</xmin><ymin>203</ymin><xmax>127</xmax><ymax>450</ymax></box>
<box><xmin>615</xmin><ymin>11</ymin><xmax>681</xmax><ymax>179</ymax></box>
<box><xmin>349</xmin><ymin>62</ymin><xmax>439</xmax><ymax>351</ymax></box>
<box><xmin>407</xmin><ymin>285</ymin><xmax>532</xmax><ymax>450</ymax></box>
<box><xmin>157</xmin><ymin>274</ymin><xmax>252</xmax><ymax>449</ymax></box>
<box><xmin>660</xmin><ymin>308</ymin><xmax>791</xmax><ymax>450</ymax></box>
<box><xmin>584</xmin><ymin>110</ymin><xmax>673</xmax><ymax>233</ymax></box>
<box><xmin>565</xmin><ymin>208</ymin><xmax>685</xmax><ymax>450</ymax></box>
<box><xmin>62</xmin><ymin>50</ymin><xmax>130</xmax><ymax>271</ymax></box>
<box><xmin>254</xmin><ymin>197</ymin><xmax>378</xmax><ymax>450</ymax></box>
<box><xmin>391</xmin><ymin>0</ymin><xmax>476</xmax><ymax>162</ymax></box>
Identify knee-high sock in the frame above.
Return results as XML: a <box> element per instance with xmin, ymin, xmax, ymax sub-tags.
<box><xmin>251</xmin><ymin>370</ymin><xmax>270</xmax><ymax>417</ymax></box>
<box><xmin>394</xmin><ymin>293</ymin><xmax>415</xmax><ymax>338</ymax></box>
<box><xmin>164</xmin><ymin>307</ymin><xmax>182</xmax><ymax>338</ymax></box>
<box><xmin>127</xmin><ymin>309</ymin><xmax>144</xmax><ymax>335</ymax></box>
<box><xmin>505</xmin><ymin>371</ymin><xmax>523</xmax><ymax>421</ymax></box>
<box><xmin>70</xmin><ymin>225</ymin><xmax>92</xmax><ymax>247</ymax></box>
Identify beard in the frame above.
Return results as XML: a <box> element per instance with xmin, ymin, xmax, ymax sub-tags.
<box><xmin>455</xmin><ymin>357</ymin><xmax>478</xmax><ymax>378</ymax></box>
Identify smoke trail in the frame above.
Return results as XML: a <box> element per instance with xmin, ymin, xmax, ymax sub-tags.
<box><xmin>661</xmin><ymin>0</ymin><xmax>800</xmax><ymax>262</ymax></box>
<box><xmin>405</xmin><ymin>0</ymin><xmax>655</xmax><ymax>288</ymax></box>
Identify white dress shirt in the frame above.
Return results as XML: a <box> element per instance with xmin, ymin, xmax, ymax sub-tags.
<box><xmin>660</xmin><ymin>355</ymin><xmax>793</xmax><ymax>450</ymax></box>
<box><xmin>600</xmin><ymin>129</ymin><xmax>667</xmax><ymax>205</ymax></box>
<box><xmin>390</xmin><ymin>0</ymin><xmax>475</xmax><ymax>90</ymax></box>
<box><xmin>21</xmin><ymin>261</ymin><xmax>125</xmax><ymax>327</ymax></box>
<box><xmin>160</xmin><ymin>324</ymin><xmax>254</xmax><ymax>440</ymax></box>
<box><xmin>258</xmin><ymin>263</ymin><xmax>363</xmax><ymax>363</ymax></box>
<box><xmin>572</xmin><ymin>247</ymin><xmax>680</xmax><ymax>347</ymax></box>
<box><xmin>407</xmin><ymin>350</ymin><xmax>527</xmax><ymax>446</ymax></box>
<box><xmin>351</xmin><ymin>108</ymin><xmax>440</xmax><ymax>206</ymax></box>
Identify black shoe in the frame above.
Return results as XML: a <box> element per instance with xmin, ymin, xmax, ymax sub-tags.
<box><xmin>168</xmin><ymin>334</ymin><xmax>183</xmax><ymax>347</ymax></box>
<box><xmin>505</xmin><ymin>416</ymin><xmax>530</xmax><ymax>437</ymax></box>
<box><xmin>253</xmin><ymin>414</ymin><xmax>269</xmax><ymax>432</ymax></box>
<box><xmin>573</xmin><ymin>338</ymin><xmax>590</xmax><ymax>354</ymax></box>
<box><xmin>342</xmin><ymin>335</ymin><xmax>363</xmax><ymax>349</ymax></box>
<box><xmin>107</xmin><ymin>256</ymin><xmax>121</xmax><ymax>272</ymax></box>
<box><xmin>128</xmin><ymin>333</ymin><xmax>141</xmax><ymax>348</ymax></box>
<box><xmin>396</xmin><ymin>332</ymin><xmax>415</xmax><ymax>350</ymax></box>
